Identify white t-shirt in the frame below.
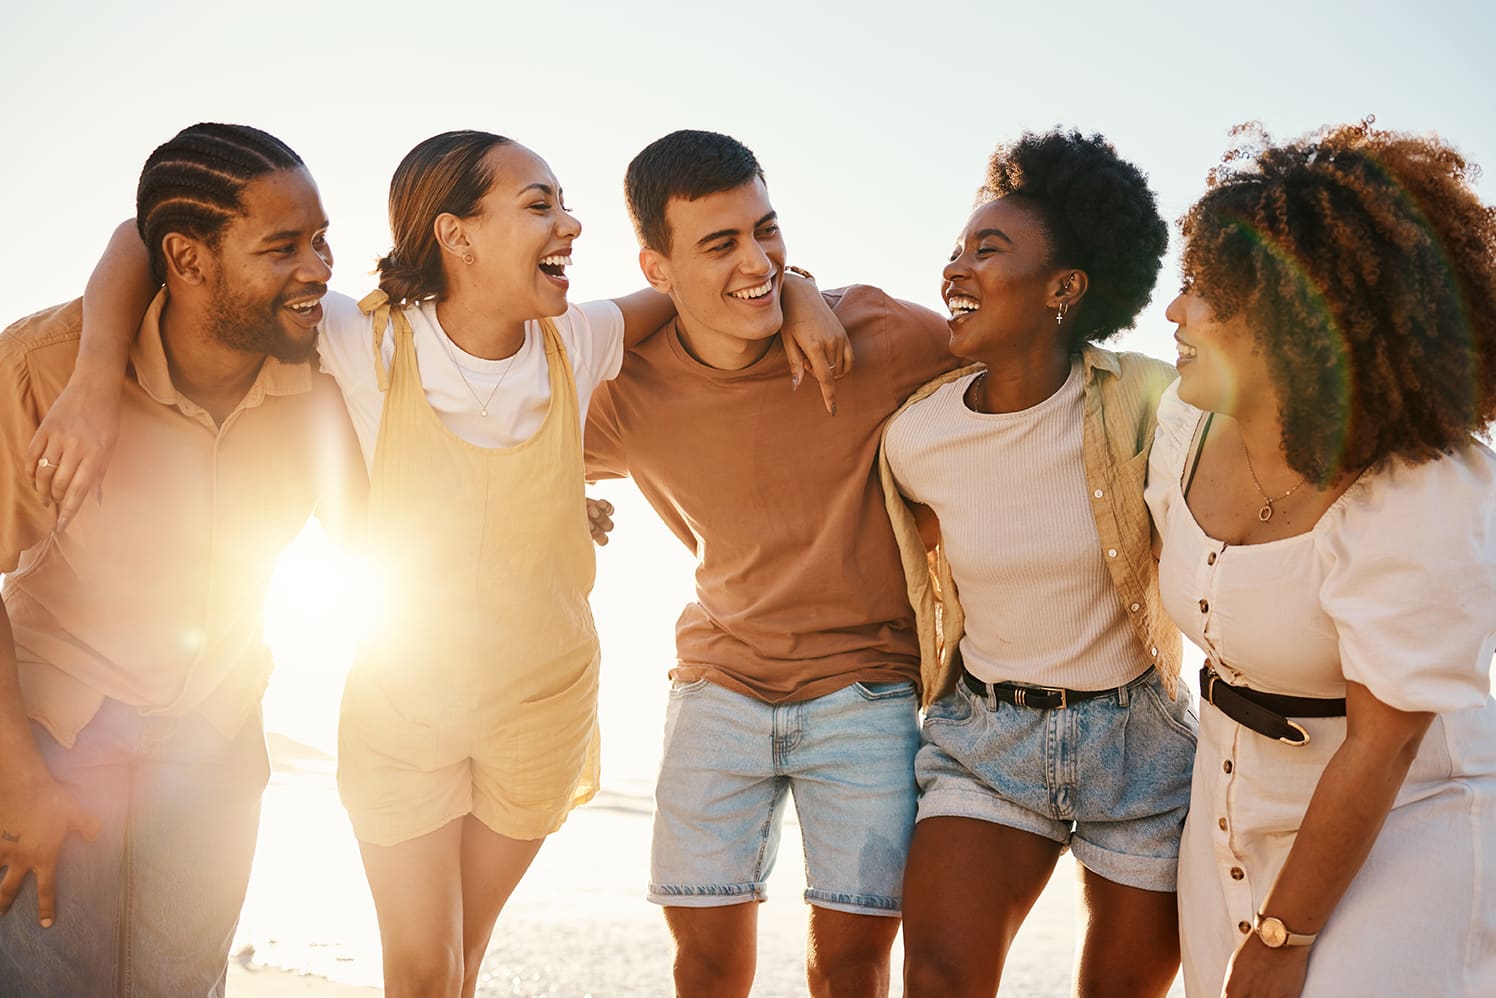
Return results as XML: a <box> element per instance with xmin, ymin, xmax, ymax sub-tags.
<box><xmin>316</xmin><ymin>291</ymin><xmax>625</xmax><ymax>469</ymax></box>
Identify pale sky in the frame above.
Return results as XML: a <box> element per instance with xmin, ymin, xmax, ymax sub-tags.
<box><xmin>4</xmin><ymin>0</ymin><xmax>1494</xmax><ymax>765</ymax></box>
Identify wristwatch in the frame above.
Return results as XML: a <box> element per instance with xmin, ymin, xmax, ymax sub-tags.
<box><xmin>1254</xmin><ymin>911</ymin><xmax>1318</xmax><ymax>948</ymax></box>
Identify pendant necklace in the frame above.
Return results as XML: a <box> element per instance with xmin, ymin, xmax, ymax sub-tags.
<box><xmin>1238</xmin><ymin>433</ymin><xmax>1306</xmax><ymax>522</ymax></box>
<box><xmin>438</xmin><ymin>326</ymin><xmax>521</xmax><ymax>418</ymax></box>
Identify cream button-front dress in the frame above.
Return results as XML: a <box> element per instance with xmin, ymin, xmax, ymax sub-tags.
<box><xmin>1146</xmin><ymin>384</ymin><xmax>1496</xmax><ymax>996</ymax></box>
<box><xmin>337</xmin><ymin>294</ymin><xmax>601</xmax><ymax>847</ymax></box>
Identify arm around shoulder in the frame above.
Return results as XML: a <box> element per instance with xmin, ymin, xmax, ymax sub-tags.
<box><xmin>27</xmin><ymin>219</ymin><xmax>158</xmax><ymax>527</ymax></box>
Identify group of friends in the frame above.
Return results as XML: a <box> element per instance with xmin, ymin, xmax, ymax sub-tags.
<box><xmin>0</xmin><ymin>118</ymin><xmax>1493</xmax><ymax>998</ymax></box>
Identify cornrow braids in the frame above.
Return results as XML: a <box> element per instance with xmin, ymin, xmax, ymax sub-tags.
<box><xmin>137</xmin><ymin>123</ymin><xmax>304</xmax><ymax>283</ymax></box>
<box><xmin>1180</xmin><ymin>120</ymin><xmax>1496</xmax><ymax>483</ymax></box>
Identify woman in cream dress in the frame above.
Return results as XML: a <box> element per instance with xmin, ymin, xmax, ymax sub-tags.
<box><xmin>1147</xmin><ymin>121</ymin><xmax>1496</xmax><ymax>996</ymax></box>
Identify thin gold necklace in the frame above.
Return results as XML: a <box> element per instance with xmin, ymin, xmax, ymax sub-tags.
<box><xmin>436</xmin><ymin>325</ymin><xmax>521</xmax><ymax>418</ymax></box>
<box><xmin>1238</xmin><ymin>433</ymin><xmax>1306</xmax><ymax>522</ymax></box>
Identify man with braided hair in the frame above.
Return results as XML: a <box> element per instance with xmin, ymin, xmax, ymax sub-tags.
<box><xmin>0</xmin><ymin>123</ymin><xmax>364</xmax><ymax>996</ymax></box>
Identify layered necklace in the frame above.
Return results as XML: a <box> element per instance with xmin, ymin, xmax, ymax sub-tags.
<box><xmin>437</xmin><ymin>325</ymin><xmax>523</xmax><ymax>418</ymax></box>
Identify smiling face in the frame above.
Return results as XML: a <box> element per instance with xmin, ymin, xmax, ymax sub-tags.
<box><xmin>449</xmin><ymin>142</ymin><xmax>581</xmax><ymax>322</ymax></box>
<box><xmin>1165</xmin><ymin>287</ymin><xmax>1275</xmax><ymax>416</ymax></box>
<box><xmin>941</xmin><ymin>197</ymin><xmax>1072</xmax><ymax>362</ymax></box>
<box><xmin>204</xmin><ymin>167</ymin><xmax>332</xmax><ymax>363</ymax></box>
<box><xmin>643</xmin><ymin>177</ymin><xmax>786</xmax><ymax>367</ymax></box>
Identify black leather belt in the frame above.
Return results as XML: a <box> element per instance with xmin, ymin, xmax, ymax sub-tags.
<box><xmin>1199</xmin><ymin>665</ymin><xmax>1346</xmax><ymax>746</ymax></box>
<box><xmin>962</xmin><ymin>670</ymin><xmax>1126</xmax><ymax>710</ymax></box>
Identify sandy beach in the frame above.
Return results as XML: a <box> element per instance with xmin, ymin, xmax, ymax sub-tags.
<box><xmin>230</xmin><ymin>749</ymin><xmax>1183</xmax><ymax>997</ymax></box>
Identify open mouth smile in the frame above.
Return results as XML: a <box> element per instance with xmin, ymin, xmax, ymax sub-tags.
<box><xmin>728</xmin><ymin>278</ymin><xmax>774</xmax><ymax>302</ymax></box>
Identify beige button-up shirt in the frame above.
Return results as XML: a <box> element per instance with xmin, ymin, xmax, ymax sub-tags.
<box><xmin>0</xmin><ymin>293</ymin><xmax>365</xmax><ymax>747</ymax></box>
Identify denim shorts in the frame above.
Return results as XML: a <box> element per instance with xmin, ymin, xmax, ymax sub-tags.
<box><xmin>649</xmin><ymin>677</ymin><xmax>920</xmax><ymax>916</ymax></box>
<box><xmin>917</xmin><ymin>667</ymin><xmax>1196</xmax><ymax>892</ymax></box>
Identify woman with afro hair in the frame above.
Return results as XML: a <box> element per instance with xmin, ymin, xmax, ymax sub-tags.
<box><xmin>1147</xmin><ymin>121</ymin><xmax>1496</xmax><ymax>996</ymax></box>
<box><xmin>881</xmin><ymin>129</ymin><xmax>1193</xmax><ymax>996</ymax></box>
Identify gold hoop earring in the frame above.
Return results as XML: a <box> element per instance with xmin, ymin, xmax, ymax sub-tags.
<box><xmin>463</xmin><ymin>252</ymin><xmax>475</xmax><ymax>265</ymax></box>
<box><xmin>1055</xmin><ymin>302</ymin><xmax>1069</xmax><ymax>326</ymax></box>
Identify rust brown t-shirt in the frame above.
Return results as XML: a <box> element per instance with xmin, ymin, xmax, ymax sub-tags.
<box><xmin>585</xmin><ymin>286</ymin><xmax>956</xmax><ymax>703</ymax></box>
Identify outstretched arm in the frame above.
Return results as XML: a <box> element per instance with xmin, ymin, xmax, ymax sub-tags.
<box><xmin>28</xmin><ymin>221</ymin><xmax>156</xmax><ymax>528</ymax></box>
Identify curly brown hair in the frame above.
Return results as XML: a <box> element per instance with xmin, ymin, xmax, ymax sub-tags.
<box><xmin>1180</xmin><ymin>120</ymin><xmax>1496</xmax><ymax>484</ymax></box>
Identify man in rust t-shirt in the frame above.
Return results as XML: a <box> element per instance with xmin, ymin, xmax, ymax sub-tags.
<box><xmin>584</xmin><ymin>130</ymin><xmax>955</xmax><ymax>997</ymax></box>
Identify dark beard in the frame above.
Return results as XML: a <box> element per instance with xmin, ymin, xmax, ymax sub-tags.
<box><xmin>207</xmin><ymin>276</ymin><xmax>322</xmax><ymax>363</ymax></box>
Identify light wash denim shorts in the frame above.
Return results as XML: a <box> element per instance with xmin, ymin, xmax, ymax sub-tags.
<box><xmin>649</xmin><ymin>677</ymin><xmax>920</xmax><ymax>916</ymax></box>
<box><xmin>917</xmin><ymin>667</ymin><xmax>1196</xmax><ymax>892</ymax></box>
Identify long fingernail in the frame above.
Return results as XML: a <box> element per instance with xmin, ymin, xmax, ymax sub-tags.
<box><xmin>41</xmin><ymin>918</ymin><xmax>53</xmax><ymax>929</ymax></box>
<box><xmin>791</xmin><ymin>374</ymin><xmax>801</xmax><ymax>390</ymax></box>
<box><xmin>830</xmin><ymin>403</ymin><xmax>838</xmax><ymax>416</ymax></box>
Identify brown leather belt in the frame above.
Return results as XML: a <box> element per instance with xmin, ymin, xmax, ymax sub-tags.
<box><xmin>1199</xmin><ymin>665</ymin><xmax>1345</xmax><ymax>746</ymax></box>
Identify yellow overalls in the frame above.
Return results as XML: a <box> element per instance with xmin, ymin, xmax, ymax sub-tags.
<box><xmin>337</xmin><ymin>293</ymin><xmax>600</xmax><ymax>846</ymax></box>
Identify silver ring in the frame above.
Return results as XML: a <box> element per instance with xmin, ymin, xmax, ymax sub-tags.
<box><xmin>37</xmin><ymin>457</ymin><xmax>53</xmax><ymax>470</ymax></box>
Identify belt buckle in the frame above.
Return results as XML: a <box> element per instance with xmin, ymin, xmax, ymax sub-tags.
<box><xmin>1279</xmin><ymin>720</ymin><xmax>1311</xmax><ymax>747</ymax></box>
<box><xmin>1015</xmin><ymin>685</ymin><xmax>1067</xmax><ymax>709</ymax></box>
<box><xmin>1204</xmin><ymin>668</ymin><xmax>1220</xmax><ymax>706</ymax></box>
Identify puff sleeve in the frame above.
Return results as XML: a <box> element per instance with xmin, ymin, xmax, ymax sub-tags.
<box><xmin>1316</xmin><ymin>444</ymin><xmax>1496</xmax><ymax>713</ymax></box>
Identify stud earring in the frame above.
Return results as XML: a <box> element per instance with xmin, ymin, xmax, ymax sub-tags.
<box><xmin>462</xmin><ymin>252</ymin><xmax>475</xmax><ymax>265</ymax></box>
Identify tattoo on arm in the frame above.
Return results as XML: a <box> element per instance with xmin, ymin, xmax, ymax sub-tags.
<box><xmin>1</xmin><ymin>830</ymin><xmax>19</xmax><ymax>843</ymax></box>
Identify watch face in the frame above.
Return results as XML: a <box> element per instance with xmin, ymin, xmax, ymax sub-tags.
<box><xmin>1257</xmin><ymin>916</ymin><xmax>1288</xmax><ymax>947</ymax></box>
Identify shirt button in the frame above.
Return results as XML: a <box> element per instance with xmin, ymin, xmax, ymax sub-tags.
<box><xmin>1150</xmin><ymin>646</ymin><xmax>1159</xmax><ymax>657</ymax></box>
<box><xmin>1207</xmin><ymin>552</ymin><xmax>1218</xmax><ymax>565</ymax></box>
<box><xmin>1129</xmin><ymin>602</ymin><xmax>1141</xmax><ymax>613</ymax></box>
<box><xmin>1107</xmin><ymin>548</ymin><xmax>1118</xmax><ymax>558</ymax></box>
<box><xmin>1199</xmin><ymin>599</ymin><xmax>1210</xmax><ymax>613</ymax></box>
<box><xmin>1218</xmin><ymin>817</ymin><xmax>1228</xmax><ymax>831</ymax></box>
<box><xmin>1231</xmin><ymin>867</ymin><xmax>1245</xmax><ymax>880</ymax></box>
<box><xmin>1093</xmin><ymin>489</ymin><xmax>1104</xmax><ymax>499</ymax></box>
<box><xmin>1223</xmin><ymin>760</ymin><xmax>1233</xmax><ymax>774</ymax></box>
<box><xmin>1238</xmin><ymin>920</ymin><xmax>1252</xmax><ymax>935</ymax></box>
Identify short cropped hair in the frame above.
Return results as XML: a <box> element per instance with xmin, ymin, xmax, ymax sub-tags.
<box><xmin>625</xmin><ymin>130</ymin><xmax>765</xmax><ymax>254</ymax></box>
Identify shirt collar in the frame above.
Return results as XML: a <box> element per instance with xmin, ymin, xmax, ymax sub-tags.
<box><xmin>129</xmin><ymin>290</ymin><xmax>314</xmax><ymax>410</ymax></box>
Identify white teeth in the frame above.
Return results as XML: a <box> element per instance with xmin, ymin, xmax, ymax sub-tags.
<box><xmin>729</xmin><ymin>279</ymin><xmax>773</xmax><ymax>301</ymax></box>
<box><xmin>539</xmin><ymin>255</ymin><xmax>572</xmax><ymax>268</ymax></box>
<box><xmin>1177</xmin><ymin>343</ymin><xmax>1198</xmax><ymax>358</ymax></box>
<box><xmin>286</xmin><ymin>298</ymin><xmax>321</xmax><ymax>314</ymax></box>
<box><xmin>946</xmin><ymin>296</ymin><xmax>979</xmax><ymax>317</ymax></box>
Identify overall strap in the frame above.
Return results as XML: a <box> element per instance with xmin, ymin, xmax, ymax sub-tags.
<box><xmin>357</xmin><ymin>289</ymin><xmax>414</xmax><ymax>393</ymax></box>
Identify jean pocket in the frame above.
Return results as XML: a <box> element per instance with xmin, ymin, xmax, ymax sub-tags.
<box><xmin>1141</xmin><ymin>677</ymin><xmax>1199</xmax><ymax>744</ymax></box>
<box><xmin>852</xmin><ymin>680</ymin><xmax>917</xmax><ymax>702</ymax></box>
<box><xmin>668</xmin><ymin>678</ymin><xmax>711</xmax><ymax>699</ymax></box>
<box><xmin>921</xmin><ymin>684</ymin><xmax>975</xmax><ymax>726</ymax></box>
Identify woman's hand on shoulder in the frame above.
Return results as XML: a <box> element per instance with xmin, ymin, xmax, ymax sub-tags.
<box><xmin>27</xmin><ymin>373</ymin><xmax>122</xmax><ymax>531</ymax></box>
<box><xmin>779</xmin><ymin>270</ymin><xmax>852</xmax><ymax>416</ymax></box>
